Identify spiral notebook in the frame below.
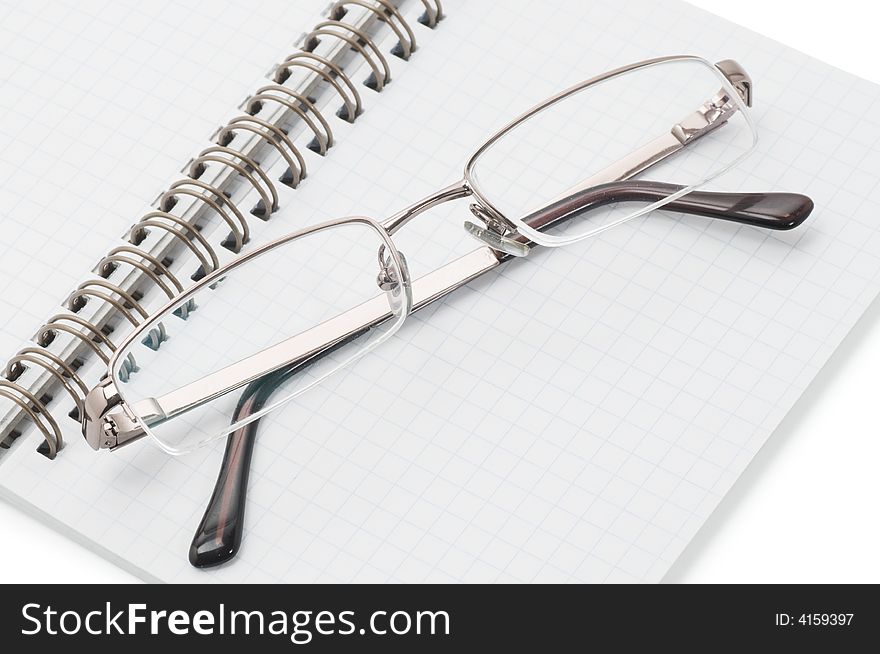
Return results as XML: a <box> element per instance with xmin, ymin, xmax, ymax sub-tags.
<box><xmin>1</xmin><ymin>0</ymin><xmax>880</xmax><ymax>583</ymax></box>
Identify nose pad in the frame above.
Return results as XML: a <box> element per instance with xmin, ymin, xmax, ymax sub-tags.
<box><xmin>376</xmin><ymin>244</ymin><xmax>399</xmax><ymax>290</ymax></box>
<box><xmin>376</xmin><ymin>262</ymin><xmax>399</xmax><ymax>291</ymax></box>
<box><xmin>464</xmin><ymin>221</ymin><xmax>529</xmax><ymax>257</ymax></box>
<box><xmin>464</xmin><ymin>204</ymin><xmax>530</xmax><ymax>257</ymax></box>
<box><xmin>376</xmin><ymin>246</ymin><xmax>411</xmax><ymax>302</ymax></box>
<box><xmin>376</xmin><ymin>247</ymin><xmax>412</xmax><ymax>316</ymax></box>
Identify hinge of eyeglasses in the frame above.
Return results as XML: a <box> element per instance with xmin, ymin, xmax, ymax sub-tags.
<box><xmin>82</xmin><ymin>376</ymin><xmax>147</xmax><ymax>451</ymax></box>
<box><xmin>672</xmin><ymin>59</ymin><xmax>752</xmax><ymax>147</ymax></box>
<box><xmin>715</xmin><ymin>59</ymin><xmax>753</xmax><ymax>107</ymax></box>
<box><xmin>464</xmin><ymin>204</ymin><xmax>530</xmax><ymax>257</ymax></box>
<box><xmin>671</xmin><ymin>90</ymin><xmax>739</xmax><ymax>146</ymax></box>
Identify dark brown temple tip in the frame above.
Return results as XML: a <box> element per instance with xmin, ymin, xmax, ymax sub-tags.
<box><xmin>189</xmin><ymin>397</ymin><xmax>261</xmax><ymax>569</ymax></box>
<box><xmin>188</xmin><ymin>427</ymin><xmax>254</xmax><ymax>568</ymax></box>
<box><xmin>523</xmin><ymin>181</ymin><xmax>815</xmax><ymax>235</ymax></box>
<box><xmin>190</xmin><ymin>337</ymin><xmax>366</xmax><ymax>569</ymax></box>
<box><xmin>668</xmin><ymin>189</ymin><xmax>814</xmax><ymax>231</ymax></box>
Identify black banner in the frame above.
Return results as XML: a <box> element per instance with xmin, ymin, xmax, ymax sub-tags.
<box><xmin>1</xmin><ymin>584</ymin><xmax>876</xmax><ymax>651</ymax></box>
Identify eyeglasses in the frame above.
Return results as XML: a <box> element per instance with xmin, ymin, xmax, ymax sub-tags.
<box><xmin>81</xmin><ymin>55</ymin><xmax>813</xmax><ymax>455</ymax></box>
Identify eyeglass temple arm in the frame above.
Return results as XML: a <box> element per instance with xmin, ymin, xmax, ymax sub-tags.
<box><xmin>520</xmin><ymin>180</ymin><xmax>814</xmax><ymax>236</ymax></box>
<box><xmin>188</xmin><ymin>336</ymin><xmax>361</xmax><ymax>568</ymax></box>
<box><xmin>188</xmin><ymin>384</ymin><xmax>262</xmax><ymax>568</ymax></box>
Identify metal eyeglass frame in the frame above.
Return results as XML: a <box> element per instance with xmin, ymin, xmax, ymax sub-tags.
<box><xmin>81</xmin><ymin>54</ymin><xmax>814</xmax><ymax>452</ymax></box>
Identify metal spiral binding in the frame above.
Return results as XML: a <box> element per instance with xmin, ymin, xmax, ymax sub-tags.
<box><xmin>274</xmin><ymin>52</ymin><xmax>363</xmax><ymax>121</ymax></box>
<box><xmin>0</xmin><ymin>0</ymin><xmax>438</xmax><ymax>458</ymax></box>
<box><xmin>330</xmin><ymin>0</ymin><xmax>417</xmax><ymax>59</ymax></box>
<box><xmin>220</xmin><ymin>114</ymin><xmax>308</xmax><ymax>186</ymax></box>
<box><xmin>0</xmin><ymin>381</ymin><xmax>62</xmax><ymax>458</ymax></box>
<box><xmin>134</xmin><ymin>212</ymin><xmax>222</xmax><ymax>275</ymax></box>
<box><xmin>305</xmin><ymin>21</ymin><xmax>392</xmax><ymax>91</ymax></box>
<box><xmin>67</xmin><ymin>280</ymin><xmax>150</xmax><ymax>326</ymax></box>
<box><xmin>39</xmin><ymin>311</ymin><xmax>139</xmax><ymax>384</ymax></box>
<box><xmin>417</xmin><ymin>0</ymin><xmax>444</xmax><ymax>28</ymax></box>
<box><xmin>246</xmin><ymin>87</ymin><xmax>335</xmax><ymax>154</ymax></box>
<box><xmin>37</xmin><ymin>314</ymin><xmax>115</xmax><ymax>364</ymax></box>
<box><xmin>160</xmin><ymin>182</ymin><xmax>251</xmax><ymax>254</ymax></box>
<box><xmin>99</xmin><ymin>248</ymin><xmax>183</xmax><ymax>300</ymax></box>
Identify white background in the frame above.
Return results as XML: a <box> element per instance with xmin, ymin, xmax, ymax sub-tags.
<box><xmin>1</xmin><ymin>0</ymin><xmax>879</xmax><ymax>583</ymax></box>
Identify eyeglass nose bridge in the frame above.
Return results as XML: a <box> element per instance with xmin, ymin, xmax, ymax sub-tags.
<box><xmin>379</xmin><ymin>181</ymin><xmax>530</xmax><ymax>257</ymax></box>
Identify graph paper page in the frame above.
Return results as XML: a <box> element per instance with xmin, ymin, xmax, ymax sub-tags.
<box><xmin>0</xmin><ymin>0</ymin><xmax>318</xmax><ymax>358</ymax></box>
<box><xmin>2</xmin><ymin>0</ymin><xmax>880</xmax><ymax>583</ymax></box>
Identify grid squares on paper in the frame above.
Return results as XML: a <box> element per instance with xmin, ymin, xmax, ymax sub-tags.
<box><xmin>0</xmin><ymin>0</ymin><xmax>316</xmax><ymax>354</ymax></box>
<box><xmin>1</xmin><ymin>0</ymin><xmax>880</xmax><ymax>584</ymax></box>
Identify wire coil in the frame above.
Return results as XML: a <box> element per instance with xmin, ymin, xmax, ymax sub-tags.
<box><xmin>1</xmin><ymin>0</ymin><xmax>436</xmax><ymax>458</ymax></box>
